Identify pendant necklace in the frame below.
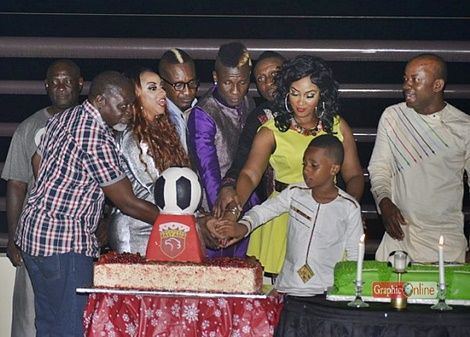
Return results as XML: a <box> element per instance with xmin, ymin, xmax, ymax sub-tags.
<box><xmin>291</xmin><ymin>118</ymin><xmax>323</xmax><ymax>136</ymax></box>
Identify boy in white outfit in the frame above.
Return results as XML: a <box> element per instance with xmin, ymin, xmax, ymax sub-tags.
<box><xmin>216</xmin><ymin>134</ymin><xmax>364</xmax><ymax>296</ymax></box>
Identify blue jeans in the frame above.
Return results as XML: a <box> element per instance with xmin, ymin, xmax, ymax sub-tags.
<box><xmin>22</xmin><ymin>252</ymin><xmax>93</xmax><ymax>337</ymax></box>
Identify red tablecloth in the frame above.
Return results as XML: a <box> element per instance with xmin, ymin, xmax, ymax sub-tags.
<box><xmin>83</xmin><ymin>293</ymin><xmax>283</xmax><ymax>337</ymax></box>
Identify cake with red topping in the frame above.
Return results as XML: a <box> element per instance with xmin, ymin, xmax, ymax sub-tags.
<box><xmin>93</xmin><ymin>252</ymin><xmax>263</xmax><ymax>294</ymax></box>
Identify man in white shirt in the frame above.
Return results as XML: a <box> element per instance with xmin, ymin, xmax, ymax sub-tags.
<box><xmin>369</xmin><ymin>54</ymin><xmax>469</xmax><ymax>263</ymax></box>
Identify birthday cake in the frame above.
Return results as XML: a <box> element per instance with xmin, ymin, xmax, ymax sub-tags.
<box><xmin>93</xmin><ymin>252</ymin><xmax>263</xmax><ymax>294</ymax></box>
<box><xmin>328</xmin><ymin>261</ymin><xmax>470</xmax><ymax>304</ymax></box>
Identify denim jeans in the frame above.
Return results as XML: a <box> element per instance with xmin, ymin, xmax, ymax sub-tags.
<box><xmin>22</xmin><ymin>252</ymin><xmax>93</xmax><ymax>337</ymax></box>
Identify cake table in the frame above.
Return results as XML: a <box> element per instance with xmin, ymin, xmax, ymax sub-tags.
<box><xmin>82</xmin><ymin>289</ymin><xmax>283</xmax><ymax>337</ymax></box>
<box><xmin>275</xmin><ymin>294</ymin><xmax>470</xmax><ymax>337</ymax></box>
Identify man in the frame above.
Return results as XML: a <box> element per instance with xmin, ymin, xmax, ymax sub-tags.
<box><xmin>187</xmin><ymin>41</ymin><xmax>255</xmax><ymax>257</ymax></box>
<box><xmin>159</xmin><ymin>48</ymin><xmax>199</xmax><ymax>150</ymax></box>
<box><xmin>369</xmin><ymin>54</ymin><xmax>469</xmax><ymax>263</ymax></box>
<box><xmin>15</xmin><ymin>71</ymin><xmax>160</xmax><ymax>337</ymax></box>
<box><xmin>215</xmin><ymin>51</ymin><xmax>286</xmax><ymax>214</ymax></box>
<box><xmin>253</xmin><ymin>51</ymin><xmax>286</xmax><ymax>103</ymax></box>
<box><xmin>1</xmin><ymin>59</ymin><xmax>83</xmax><ymax>337</ymax></box>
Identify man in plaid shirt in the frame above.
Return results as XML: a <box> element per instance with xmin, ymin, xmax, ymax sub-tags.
<box><xmin>15</xmin><ymin>71</ymin><xmax>160</xmax><ymax>337</ymax></box>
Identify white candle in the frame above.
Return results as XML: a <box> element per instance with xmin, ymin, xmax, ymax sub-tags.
<box><xmin>356</xmin><ymin>234</ymin><xmax>365</xmax><ymax>285</ymax></box>
<box><xmin>393</xmin><ymin>251</ymin><xmax>407</xmax><ymax>273</ymax></box>
<box><xmin>438</xmin><ymin>235</ymin><xmax>445</xmax><ymax>289</ymax></box>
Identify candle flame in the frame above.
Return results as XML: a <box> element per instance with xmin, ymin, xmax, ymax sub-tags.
<box><xmin>439</xmin><ymin>235</ymin><xmax>444</xmax><ymax>246</ymax></box>
<box><xmin>360</xmin><ymin>234</ymin><xmax>365</xmax><ymax>243</ymax></box>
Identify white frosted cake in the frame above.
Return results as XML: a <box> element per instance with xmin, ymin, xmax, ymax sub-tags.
<box><xmin>93</xmin><ymin>252</ymin><xmax>263</xmax><ymax>294</ymax></box>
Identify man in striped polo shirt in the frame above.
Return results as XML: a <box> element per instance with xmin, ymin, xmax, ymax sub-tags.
<box><xmin>15</xmin><ymin>71</ymin><xmax>160</xmax><ymax>337</ymax></box>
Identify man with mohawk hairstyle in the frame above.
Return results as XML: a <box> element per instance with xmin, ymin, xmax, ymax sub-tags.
<box><xmin>188</xmin><ymin>41</ymin><xmax>255</xmax><ymax>258</ymax></box>
<box><xmin>214</xmin><ymin>51</ymin><xmax>287</xmax><ymax>214</ymax></box>
<box><xmin>159</xmin><ymin>48</ymin><xmax>199</xmax><ymax>151</ymax></box>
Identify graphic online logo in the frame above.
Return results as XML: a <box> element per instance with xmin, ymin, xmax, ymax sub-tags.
<box><xmin>159</xmin><ymin>222</ymin><xmax>190</xmax><ymax>258</ymax></box>
<box><xmin>372</xmin><ymin>281</ymin><xmax>438</xmax><ymax>299</ymax></box>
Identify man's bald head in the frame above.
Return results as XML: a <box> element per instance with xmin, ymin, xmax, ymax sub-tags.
<box><xmin>45</xmin><ymin>59</ymin><xmax>83</xmax><ymax>114</ymax></box>
<box><xmin>408</xmin><ymin>54</ymin><xmax>447</xmax><ymax>84</ymax></box>
<box><xmin>403</xmin><ymin>53</ymin><xmax>447</xmax><ymax>114</ymax></box>
<box><xmin>88</xmin><ymin>71</ymin><xmax>135</xmax><ymax>129</ymax></box>
<box><xmin>88</xmin><ymin>71</ymin><xmax>134</xmax><ymax>100</ymax></box>
<box><xmin>46</xmin><ymin>59</ymin><xmax>81</xmax><ymax>80</ymax></box>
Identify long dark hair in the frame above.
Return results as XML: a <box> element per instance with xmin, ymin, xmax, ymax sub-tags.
<box><xmin>273</xmin><ymin>55</ymin><xmax>339</xmax><ymax>133</ymax></box>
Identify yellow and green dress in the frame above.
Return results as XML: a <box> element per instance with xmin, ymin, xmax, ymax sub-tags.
<box><xmin>246</xmin><ymin>116</ymin><xmax>344</xmax><ymax>274</ymax></box>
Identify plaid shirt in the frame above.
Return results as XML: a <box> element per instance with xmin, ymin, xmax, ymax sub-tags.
<box><xmin>16</xmin><ymin>100</ymin><xmax>125</xmax><ymax>257</ymax></box>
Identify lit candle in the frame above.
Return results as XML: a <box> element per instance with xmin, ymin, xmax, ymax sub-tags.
<box><xmin>356</xmin><ymin>234</ymin><xmax>365</xmax><ymax>285</ymax></box>
<box><xmin>438</xmin><ymin>235</ymin><xmax>445</xmax><ymax>290</ymax></box>
<box><xmin>393</xmin><ymin>251</ymin><xmax>407</xmax><ymax>273</ymax></box>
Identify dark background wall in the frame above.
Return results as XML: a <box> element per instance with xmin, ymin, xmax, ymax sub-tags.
<box><xmin>1</xmin><ymin>1</ymin><xmax>469</xmax><ymax>251</ymax></box>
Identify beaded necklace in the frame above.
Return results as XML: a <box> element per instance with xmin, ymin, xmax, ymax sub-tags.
<box><xmin>291</xmin><ymin>118</ymin><xmax>323</xmax><ymax>136</ymax></box>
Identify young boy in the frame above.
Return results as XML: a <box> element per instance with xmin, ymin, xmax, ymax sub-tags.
<box><xmin>216</xmin><ymin>134</ymin><xmax>364</xmax><ymax>296</ymax></box>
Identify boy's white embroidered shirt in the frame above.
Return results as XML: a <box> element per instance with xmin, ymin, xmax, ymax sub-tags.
<box><xmin>242</xmin><ymin>183</ymin><xmax>364</xmax><ymax>296</ymax></box>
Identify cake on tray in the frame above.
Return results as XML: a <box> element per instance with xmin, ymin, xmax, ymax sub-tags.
<box><xmin>93</xmin><ymin>252</ymin><xmax>263</xmax><ymax>294</ymax></box>
<box><xmin>328</xmin><ymin>260</ymin><xmax>470</xmax><ymax>304</ymax></box>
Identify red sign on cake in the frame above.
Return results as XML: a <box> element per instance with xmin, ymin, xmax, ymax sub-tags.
<box><xmin>159</xmin><ymin>222</ymin><xmax>189</xmax><ymax>258</ymax></box>
<box><xmin>146</xmin><ymin>214</ymin><xmax>205</xmax><ymax>263</ymax></box>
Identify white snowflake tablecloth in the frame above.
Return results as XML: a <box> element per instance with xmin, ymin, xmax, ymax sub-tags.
<box><xmin>83</xmin><ymin>293</ymin><xmax>283</xmax><ymax>337</ymax></box>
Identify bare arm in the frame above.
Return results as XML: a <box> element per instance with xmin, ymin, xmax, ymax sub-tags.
<box><xmin>378</xmin><ymin>197</ymin><xmax>406</xmax><ymax>240</ymax></box>
<box><xmin>196</xmin><ymin>214</ymin><xmax>224</xmax><ymax>249</ymax></box>
<box><xmin>213</xmin><ymin>186</ymin><xmax>239</xmax><ymax>218</ymax></box>
<box><xmin>338</xmin><ymin>117</ymin><xmax>365</xmax><ymax>202</ymax></box>
<box><xmin>6</xmin><ymin>180</ymin><xmax>27</xmax><ymax>266</ymax></box>
<box><xmin>32</xmin><ymin>152</ymin><xmax>41</xmax><ymax>179</ymax></box>
<box><xmin>102</xmin><ymin>177</ymin><xmax>159</xmax><ymax>225</ymax></box>
<box><xmin>215</xmin><ymin>219</ymin><xmax>249</xmax><ymax>247</ymax></box>
<box><xmin>236</xmin><ymin>127</ymin><xmax>275</xmax><ymax>207</ymax></box>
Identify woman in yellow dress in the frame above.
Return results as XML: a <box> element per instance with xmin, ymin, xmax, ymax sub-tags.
<box><xmin>232</xmin><ymin>55</ymin><xmax>364</xmax><ymax>274</ymax></box>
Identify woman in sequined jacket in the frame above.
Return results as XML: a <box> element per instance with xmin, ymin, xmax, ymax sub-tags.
<box><xmin>108</xmin><ymin>68</ymin><xmax>190</xmax><ymax>255</ymax></box>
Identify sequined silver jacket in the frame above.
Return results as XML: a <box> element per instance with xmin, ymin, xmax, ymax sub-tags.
<box><xmin>108</xmin><ymin>130</ymin><xmax>159</xmax><ymax>255</ymax></box>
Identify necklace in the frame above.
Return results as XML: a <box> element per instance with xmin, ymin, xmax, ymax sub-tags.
<box><xmin>291</xmin><ymin>118</ymin><xmax>323</xmax><ymax>136</ymax></box>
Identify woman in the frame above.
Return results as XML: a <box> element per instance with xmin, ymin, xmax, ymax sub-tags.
<box><xmin>108</xmin><ymin>68</ymin><xmax>190</xmax><ymax>255</ymax></box>
<box><xmin>232</xmin><ymin>55</ymin><xmax>364</xmax><ymax>274</ymax></box>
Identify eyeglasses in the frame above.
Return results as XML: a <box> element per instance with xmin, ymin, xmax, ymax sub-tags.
<box><xmin>161</xmin><ymin>76</ymin><xmax>200</xmax><ymax>91</ymax></box>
